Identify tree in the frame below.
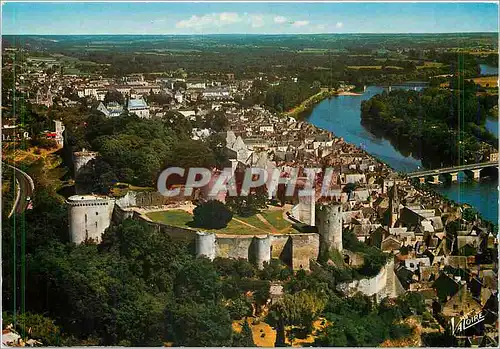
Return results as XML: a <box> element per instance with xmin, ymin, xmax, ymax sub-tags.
<box><xmin>166</xmin><ymin>301</ymin><xmax>233</xmax><ymax>347</ymax></box>
<box><xmin>147</xmin><ymin>92</ymin><xmax>171</xmax><ymax>106</ymax></box>
<box><xmin>165</xmin><ymin>139</ymin><xmax>216</xmax><ymax>170</ymax></box>
<box><xmin>204</xmin><ymin>111</ymin><xmax>228</xmax><ymax>132</ymax></box>
<box><xmin>267</xmin><ymin>290</ymin><xmax>327</xmax><ymax>341</ymax></box>
<box><xmin>225</xmin><ymin>186</ymin><xmax>268</xmax><ymax>217</ymax></box>
<box><xmin>192</xmin><ymin>200</ymin><xmax>233</xmax><ymax>229</ymax></box>
<box><xmin>79</xmin><ymin>157</ymin><xmax>117</xmax><ymax>194</ymax></box>
<box><xmin>173</xmin><ymin>257</ymin><xmax>222</xmax><ymax>303</ymax></box>
<box><xmin>395</xmin><ymin>292</ymin><xmax>426</xmax><ymax>316</ymax></box>
<box><xmin>162</xmin><ymin>111</ymin><xmax>193</xmax><ymax>136</ymax></box>
<box><xmin>227</xmin><ymin>296</ymin><xmax>254</xmax><ymax>320</ymax></box>
<box><xmin>2</xmin><ymin>312</ymin><xmax>63</xmax><ymax>346</ymax></box>
<box><xmin>100</xmin><ymin>219</ymin><xmax>191</xmax><ymax>293</ymax></box>
<box><xmin>232</xmin><ymin>320</ymin><xmax>255</xmax><ymax>347</ymax></box>
<box><xmin>462</xmin><ymin>207</ymin><xmax>477</xmax><ymax>222</ymax></box>
<box><xmin>104</xmin><ymin>90</ymin><xmax>125</xmax><ymax>105</ymax></box>
<box><xmin>26</xmin><ymin>243</ymin><xmax>166</xmax><ymax>346</ymax></box>
<box><xmin>313</xmin><ymin>323</ymin><xmax>348</xmax><ymax>347</ymax></box>
<box><xmin>214</xmin><ymin>258</ymin><xmax>256</xmax><ymax>278</ymax></box>
<box><xmin>259</xmin><ymin>259</ymin><xmax>292</xmax><ymax>281</ymax></box>
<box><xmin>206</xmin><ymin>132</ymin><xmax>229</xmax><ymax>168</ymax></box>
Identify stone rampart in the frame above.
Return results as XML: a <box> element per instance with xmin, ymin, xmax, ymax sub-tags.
<box><xmin>337</xmin><ymin>259</ymin><xmax>394</xmax><ymax>298</ymax></box>
<box><xmin>115</xmin><ymin>190</ymin><xmax>194</xmax><ymax>209</ymax></box>
<box><xmin>111</xmin><ymin>206</ymin><xmax>320</xmax><ymax>270</ymax></box>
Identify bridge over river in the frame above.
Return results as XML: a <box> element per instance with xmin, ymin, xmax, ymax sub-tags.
<box><xmin>407</xmin><ymin>161</ymin><xmax>498</xmax><ymax>184</ymax></box>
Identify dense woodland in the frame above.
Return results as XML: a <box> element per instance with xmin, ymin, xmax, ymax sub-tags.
<box><xmin>361</xmin><ymin>79</ymin><xmax>498</xmax><ymax>168</ymax></box>
<box><xmin>241</xmin><ymin>80</ymin><xmax>323</xmax><ymax>112</ymax></box>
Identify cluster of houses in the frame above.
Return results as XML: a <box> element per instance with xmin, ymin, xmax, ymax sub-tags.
<box><xmin>16</xmin><ymin>59</ymin><xmax>249</xmax><ymax>114</ymax></box>
<box><xmin>216</xmin><ymin>102</ymin><xmax>498</xmax><ymax>345</ymax></box>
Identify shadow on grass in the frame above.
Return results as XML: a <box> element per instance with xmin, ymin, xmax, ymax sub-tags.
<box><xmin>185</xmin><ymin>220</ymin><xmax>229</xmax><ymax>230</ymax></box>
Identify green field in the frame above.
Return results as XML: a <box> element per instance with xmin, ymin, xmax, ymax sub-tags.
<box><xmin>50</xmin><ymin>54</ymin><xmax>104</xmax><ymax>75</ymax></box>
<box><xmin>146</xmin><ymin>210</ymin><xmax>194</xmax><ymax>227</ymax></box>
<box><xmin>347</xmin><ymin>65</ymin><xmax>382</xmax><ymax>70</ymax></box>
<box><xmin>260</xmin><ymin>210</ymin><xmax>292</xmax><ymax>231</ymax></box>
<box><xmin>416</xmin><ymin>61</ymin><xmax>445</xmax><ymax>69</ymax></box>
<box><xmin>146</xmin><ymin>208</ymin><xmax>294</xmax><ymax>235</ymax></box>
<box><xmin>347</xmin><ymin>65</ymin><xmax>404</xmax><ymax>70</ymax></box>
<box><xmin>235</xmin><ymin>214</ymin><xmax>270</xmax><ymax>231</ymax></box>
<box><xmin>146</xmin><ymin>209</ymin><xmax>265</xmax><ymax>235</ymax></box>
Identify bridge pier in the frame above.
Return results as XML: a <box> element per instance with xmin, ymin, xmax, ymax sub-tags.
<box><xmin>419</xmin><ymin>177</ymin><xmax>425</xmax><ymax>184</ymax></box>
<box><xmin>471</xmin><ymin>169</ymin><xmax>481</xmax><ymax>180</ymax></box>
<box><xmin>450</xmin><ymin>172</ymin><xmax>458</xmax><ymax>182</ymax></box>
<box><xmin>465</xmin><ymin>169</ymin><xmax>481</xmax><ymax>181</ymax></box>
<box><xmin>431</xmin><ymin>175</ymin><xmax>440</xmax><ymax>184</ymax></box>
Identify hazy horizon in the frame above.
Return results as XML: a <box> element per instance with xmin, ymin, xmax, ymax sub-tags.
<box><xmin>2</xmin><ymin>2</ymin><xmax>498</xmax><ymax>35</ymax></box>
<box><xmin>3</xmin><ymin>32</ymin><xmax>499</xmax><ymax>36</ymax></box>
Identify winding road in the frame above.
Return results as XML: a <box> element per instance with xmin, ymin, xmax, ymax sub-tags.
<box><xmin>4</xmin><ymin>164</ymin><xmax>35</xmax><ymax>218</ymax></box>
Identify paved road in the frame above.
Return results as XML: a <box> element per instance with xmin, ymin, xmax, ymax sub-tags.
<box><xmin>5</xmin><ymin>164</ymin><xmax>34</xmax><ymax>217</ymax></box>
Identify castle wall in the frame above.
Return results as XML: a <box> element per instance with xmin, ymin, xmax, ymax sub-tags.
<box><xmin>115</xmin><ymin>191</ymin><xmax>137</xmax><ymax>208</ymax></box>
<box><xmin>215</xmin><ymin>235</ymin><xmax>254</xmax><ymax>260</ymax></box>
<box><xmin>158</xmin><ymin>224</ymin><xmax>197</xmax><ymax>242</ymax></box>
<box><xmin>67</xmin><ymin>195</ymin><xmax>115</xmax><ymax>244</ymax></box>
<box><xmin>337</xmin><ymin>259</ymin><xmax>394</xmax><ymax>299</ymax></box>
<box><xmin>290</xmin><ymin>234</ymin><xmax>320</xmax><ymax>271</ymax></box>
<box><xmin>111</xmin><ymin>206</ymin><xmax>320</xmax><ymax>270</ymax></box>
<box><xmin>195</xmin><ymin>232</ymin><xmax>216</xmax><ymax>260</ymax></box>
<box><xmin>270</xmin><ymin>235</ymin><xmax>289</xmax><ymax>259</ymax></box>
<box><xmin>112</xmin><ymin>204</ymin><xmax>135</xmax><ymax>223</ymax></box>
<box><xmin>115</xmin><ymin>190</ymin><xmax>194</xmax><ymax>209</ymax></box>
<box><xmin>134</xmin><ymin>211</ymin><xmax>197</xmax><ymax>242</ymax></box>
<box><xmin>297</xmin><ymin>193</ymin><xmax>316</xmax><ymax>226</ymax></box>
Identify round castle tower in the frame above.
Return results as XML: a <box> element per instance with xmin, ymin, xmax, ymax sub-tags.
<box><xmin>253</xmin><ymin>235</ymin><xmax>271</xmax><ymax>270</ymax></box>
<box><xmin>67</xmin><ymin>195</ymin><xmax>116</xmax><ymax>244</ymax></box>
<box><xmin>195</xmin><ymin>231</ymin><xmax>216</xmax><ymax>260</ymax></box>
<box><xmin>73</xmin><ymin>149</ymin><xmax>98</xmax><ymax>177</ymax></box>
<box><xmin>316</xmin><ymin>202</ymin><xmax>343</xmax><ymax>255</ymax></box>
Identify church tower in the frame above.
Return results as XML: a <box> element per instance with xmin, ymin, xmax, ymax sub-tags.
<box><xmin>387</xmin><ymin>184</ymin><xmax>400</xmax><ymax>228</ymax></box>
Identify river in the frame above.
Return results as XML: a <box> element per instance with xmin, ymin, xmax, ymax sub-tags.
<box><xmin>307</xmin><ymin>85</ymin><xmax>498</xmax><ymax>224</ymax></box>
<box><xmin>479</xmin><ymin>63</ymin><xmax>499</xmax><ymax>76</ymax></box>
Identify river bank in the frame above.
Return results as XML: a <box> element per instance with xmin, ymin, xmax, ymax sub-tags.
<box><xmin>359</xmin><ymin>88</ymin><xmax>498</xmax><ymax>169</ymax></box>
<box><xmin>283</xmin><ymin>88</ymin><xmax>338</xmax><ymax>119</ymax></box>
<box><xmin>337</xmin><ymin>91</ymin><xmax>363</xmax><ymax>96</ymax></box>
<box><xmin>284</xmin><ymin>88</ymin><xmax>363</xmax><ymax>120</ymax></box>
<box><xmin>304</xmin><ymin>85</ymin><xmax>498</xmax><ymax>226</ymax></box>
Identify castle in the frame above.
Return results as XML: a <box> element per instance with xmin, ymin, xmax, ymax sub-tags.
<box><xmin>65</xmin><ymin>187</ymin><xmax>343</xmax><ymax>271</ymax></box>
<box><xmin>67</xmin><ymin>195</ymin><xmax>115</xmax><ymax>244</ymax></box>
<box><xmin>65</xmin><ymin>184</ymin><xmax>404</xmax><ymax>301</ymax></box>
<box><xmin>65</xmin><ymin>147</ymin><xmax>401</xmax><ymax>300</ymax></box>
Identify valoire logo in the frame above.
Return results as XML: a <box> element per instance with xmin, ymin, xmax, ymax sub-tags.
<box><xmin>451</xmin><ymin>312</ymin><xmax>485</xmax><ymax>335</ymax></box>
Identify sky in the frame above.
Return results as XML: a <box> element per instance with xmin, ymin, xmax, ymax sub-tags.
<box><xmin>1</xmin><ymin>1</ymin><xmax>498</xmax><ymax>35</ymax></box>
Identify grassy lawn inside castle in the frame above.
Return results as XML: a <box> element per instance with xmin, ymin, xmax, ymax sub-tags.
<box><xmin>146</xmin><ymin>208</ymin><xmax>294</xmax><ymax>235</ymax></box>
